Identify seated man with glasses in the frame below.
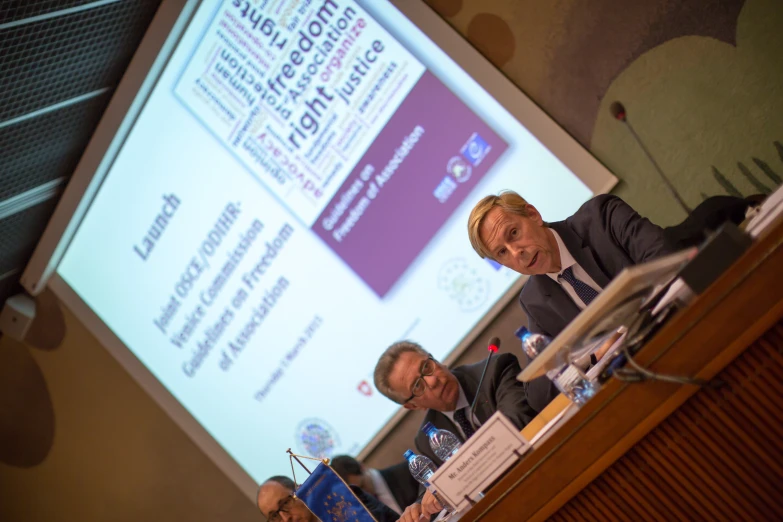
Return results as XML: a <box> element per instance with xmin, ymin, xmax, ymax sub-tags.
<box><xmin>374</xmin><ymin>341</ymin><xmax>537</xmax><ymax>464</ymax></box>
<box><xmin>373</xmin><ymin>341</ymin><xmax>538</xmax><ymax>521</ymax></box>
<box><xmin>256</xmin><ymin>475</ymin><xmax>399</xmax><ymax>522</ymax></box>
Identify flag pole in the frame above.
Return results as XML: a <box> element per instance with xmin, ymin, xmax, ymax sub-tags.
<box><xmin>287</xmin><ymin>449</ymin><xmax>329</xmax><ymax>489</ymax></box>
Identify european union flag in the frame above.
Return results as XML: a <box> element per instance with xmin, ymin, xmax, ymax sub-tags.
<box><xmin>296</xmin><ymin>463</ymin><xmax>377</xmax><ymax>522</ymax></box>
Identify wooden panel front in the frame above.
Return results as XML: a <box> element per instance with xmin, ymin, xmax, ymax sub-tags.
<box><xmin>552</xmin><ymin>323</ymin><xmax>783</xmax><ymax>522</ymax></box>
<box><xmin>458</xmin><ymin>217</ymin><xmax>783</xmax><ymax>522</ymax></box>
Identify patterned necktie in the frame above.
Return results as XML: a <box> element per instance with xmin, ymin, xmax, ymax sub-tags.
<box><xmin>453</xmin><ymin>408</ymin><xmax>476</xmax><ymax>439</ymax></box>
<box><xmin>559</xmin><ymin>266</ymin><xmax>600</xmax><ymax>306</ymax></box>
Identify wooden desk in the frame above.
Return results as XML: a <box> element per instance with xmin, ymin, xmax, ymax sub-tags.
<box><xmin>462</xmin><ymin>217</ymin><xmax>783</xmax><ymax>521</ymax></box>
<box><xmin>520</xmin><ymin>395</ymin><xmax>570</xmax><ymax>442</ymax></box>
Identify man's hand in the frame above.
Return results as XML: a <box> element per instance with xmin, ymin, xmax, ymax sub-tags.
<box><xmin>397</xmin><ymin>503</ymin><xmax>426</xmax><ymax>522</ymax></box>
<box><xmin>421</xmin><ymin>491</ymin><xmax>443</xmax><ymax>516</ymax></box>
<box><xmin>397</xmin><ymin>492</ymin><xmax>443</xmax><ymax>522</ymax></box>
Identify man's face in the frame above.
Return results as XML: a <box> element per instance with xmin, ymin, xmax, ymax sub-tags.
<box><xmin>388</xmin><ymin>351</ymin><xmax>461</xmax><ymax>412</ymax></box>
<box><xmin>257</xmin><ymin>481</ymin><xmax>315</xmax><ymax>522</ymax></box>
<box><xmin>479</xmin><ymin>205</ymin><xmax>561</xmax><ymax>275</ymax></box>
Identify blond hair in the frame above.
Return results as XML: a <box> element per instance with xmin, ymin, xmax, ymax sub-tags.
<box><xmin>467</xmin><ymin>191</ymin><xmax>530</xmax><ymax>259</ymax></box>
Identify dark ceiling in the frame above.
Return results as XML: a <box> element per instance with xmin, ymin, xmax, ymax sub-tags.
<box><xmin>0</xmin><ymin>0</ymin><xmax>163</xmax><ymax>307</ymax></box>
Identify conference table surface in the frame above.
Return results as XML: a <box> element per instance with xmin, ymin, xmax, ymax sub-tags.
<box><xmin>521</xmin><ymin>394</ymin><xmax>572</xmax><ymax>442</ymax></box>
<box><xmin>458</xmin><ymin>213</ymin><xmax>783</xmax><ymax>521</ymax></box>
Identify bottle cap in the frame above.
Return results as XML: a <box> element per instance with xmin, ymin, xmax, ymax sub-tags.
<box><xmin>403</xmin><ymin>449</ymin><xmax>415</xmax><ymax>460</ymax></box>
<box><xmin>514</xmin><ymin>325</ymin><xmax>529</xmax><ymax>340</ymax></box>
<box><xmin>422</xmin><ymin>422</ymin><xmax>436</xmax><ymax>435</ymax></box>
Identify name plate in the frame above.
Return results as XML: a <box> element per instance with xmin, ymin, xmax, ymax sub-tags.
<box><xmin>428</xmin><ymin>411</ymin><xmax>531</xmax><ymax>512</ymax></box>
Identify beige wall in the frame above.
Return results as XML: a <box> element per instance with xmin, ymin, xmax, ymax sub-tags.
<box><xmin>0</xmin><ymin>301</ymin><xmax>258</xmax><ymax>522</ymax></box>
<box><xmin>428</xmin><ymin>0</ymin><xmax>783</xmax><ymax>225</ymax></box>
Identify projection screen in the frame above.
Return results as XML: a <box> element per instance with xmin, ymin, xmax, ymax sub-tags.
<box><xmin>31</xmin><ymin>0</ymin><xmax>616</xmax><ymax>496</ymax></box>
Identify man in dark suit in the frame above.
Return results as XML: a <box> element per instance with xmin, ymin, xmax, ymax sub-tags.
<box><xmin>469</xmin><ymin>192</ymin><xmax>673</xmax><ymax>338</ymax></box>
<box><xmin>331</xmin><ymin>455</ymin><xmax>419</xmax><ymax>515</ymax></box>
<box><xmin>467</xmin><ymin>191</ymin><xmax>674</xmax><ymax>410</ymax></box>
<box><xmin>373</xmin><ymin>341</ymin><xmax>536</xmax><ymax>522</ymax></box>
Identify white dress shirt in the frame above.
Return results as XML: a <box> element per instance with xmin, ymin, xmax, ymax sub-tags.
<box><xmin>546</xmin><ymin>229</ymin><xmax>603</xmax><ymax>309</ymax></box>
<box><xmin>367</xmin><ymin>468</ymin><xmax>403</xmax><ymax>514</ymax></box>
<box><xmin>441</xmin><ymin>384</ymin><xmax>479</xmax><ymax>439</ymax></box>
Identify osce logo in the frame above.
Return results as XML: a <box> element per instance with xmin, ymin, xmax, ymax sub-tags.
<box><xmin>433</xmin><ymin>175</ymin><xmax>458</xmax><ymax>203</ymax></box>
<box><xmin>447</xmin><ymin>156</ymin><xmax>472</xmax><ymax>183</ymax></box>
<box><xmin>461</xmin><ymin>132</ymin><xmax>491</xmax><ymax>166</ymax></box>
<box><xmin>296</xmin><ymin>418</ymin><xmax>340</xmax><ymax>459</ymax></box>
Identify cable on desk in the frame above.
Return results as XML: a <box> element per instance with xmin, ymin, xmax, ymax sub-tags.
<box><xmin>610</xmin><ymin>303</ymin><xmax>725</xmax><ymax>388</ymax></box>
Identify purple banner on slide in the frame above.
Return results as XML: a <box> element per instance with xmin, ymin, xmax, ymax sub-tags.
<box><xmin>312</xmin><ymin>72</ymin><xmax>508</xmax><ymax>297</ymax></box>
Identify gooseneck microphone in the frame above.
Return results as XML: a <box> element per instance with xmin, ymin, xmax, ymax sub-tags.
<box><xmin>610</xmin><ymin>101</ymin><xmax>692</xmax><ymax>215</ymax></box>
<box><xmin>468</xmin><ymin>336</ymin><xmax>500</xmax><ymax>433</ymax></box>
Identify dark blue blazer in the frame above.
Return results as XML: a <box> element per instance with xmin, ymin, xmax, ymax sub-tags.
<box><xmin>519</xmin><ymin>194</ymin><xmax>672</xmax><ymax>339</ymax></box>
<box><xmin>518</xmin><ymin>195</ymin><xmax>673</xmax><ymax>411</ymax></box>
<box><xmin>377</xmin><ymin>461</ymin><xmax>420</xmax><ymax>512</ymax></box>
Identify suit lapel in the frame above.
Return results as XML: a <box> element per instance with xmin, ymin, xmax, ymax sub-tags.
<box><xmin>549</xmin><ymin>221</ymin><xmax>612</xmax><ymax>288</ymax></box>
<box><xmin>529</xmin><ymin>276</ymin><xmax>581</xmax><ymax>335</ymax></box>
<box><xmin>432</xmin><ymin>411</ymin><xmax>461</xmax><ymax>436</ymax></box>
<box><xmin>534</xmin><ymin>275</ymin><xmax>581</xmax><ymax>324</ymax></box>
<box><xmin>453</xmin><ymin>367</ymin><xmax>494</xmax><ymax>425</ymax></box>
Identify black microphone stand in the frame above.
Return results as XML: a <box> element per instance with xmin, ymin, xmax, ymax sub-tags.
<box><xmin>610</xmin><ymin>101</ymin><xmax>691</xmax><ymax>215</ymax></box>
<box><xmin>468</xmin><ymin>338</ymin><xmax>500</xmax><ymax>433</ymax></box>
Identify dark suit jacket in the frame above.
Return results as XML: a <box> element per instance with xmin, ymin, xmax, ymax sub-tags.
<box><xmin>378</xmin><ymin>461</ymin><xmax>420</xmax><ymax>511</ymax></box>
<box><xmin>518</xmin><ymin>194</ymin><xmax>673</xmax><ymax>411</ymax></box>
<box><xmin>519</xmin><ymin>194</ymin><xmax>673</xmax><ymax>338</ymax></box>
<box><xmin>414</xmin><ymin>353</ymin><xmax>536</xmax><ymax>466</ymax></box>
<box><xmin>663</xmin><ymin>195</ymin><xmax>750</xmax><ymax>249</ymax></box>
<box><xmin>351</xmin><ymin>485</ymin><xmax>400</xmax><ymax>522</ymax></box>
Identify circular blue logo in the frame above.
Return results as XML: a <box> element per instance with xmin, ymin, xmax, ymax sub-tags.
<box><xmin>296</xmin><ymin>418</ymin><xmax>340</xmax><ymax>459</ymax></box>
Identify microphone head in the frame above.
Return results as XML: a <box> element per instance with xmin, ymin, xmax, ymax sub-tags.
<box><xmin>488</xmin><ymin>336</ymin><xmax>500</xmax><ymax>353</ymax></box>
<box><xmin>609</xmin><ymin>101</ymin><xmax>627</xmax><ymax>121</ymax></box>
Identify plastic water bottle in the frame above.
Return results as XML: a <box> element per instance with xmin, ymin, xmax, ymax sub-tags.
<box><xmin>550</xmin><ymin>366</ymin><xmax>598</xmax><ymax>405</ymax></box>
<box><xmin>404</xmin><ymin>449</ymin><xmax>437</xmax><ymax>485</ymax></box>
<box><xmin>516</xmin><ymin>326</ymin><xmax>552</xmax><ymax>360</ymax></box>
<box><xmin>572</xmin><ymin>375</ymin><xmax>598</xmax><ymax>404</ymax></box>
<box><xmin>516</xmin><ymin>326</ymin><xmax>597</xmax><ymax>405</ymax></box>
<box><xmin>422</xmin><ymin>422</ymin><xmax>462</xmax><ymax>461</ymax></box>
<box><xmin>403</xmin><ymin>450</ymin><xmax>454</xmax><ymax>514</ymax></box>
<box><xmin>516</xmin><ymin>326</ymin><xmax>562</xmax><ymax>379</ymax></box>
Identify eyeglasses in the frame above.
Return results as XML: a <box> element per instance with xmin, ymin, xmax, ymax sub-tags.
<box><xmin>403</xmin><ymin>355</ymin><xmax>436</xmax><ymax>403</ymax></box>
<box><xmin>267</xmin><ymin>495</ymin><xmax>294</xmax><ymax>522</ymax></box>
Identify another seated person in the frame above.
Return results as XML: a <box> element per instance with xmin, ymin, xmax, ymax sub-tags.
<box><xmin>331</xmin><ymin>455</ymin><xmax>419</xmax><ymax>515</ymax></box>
<box><xmin>256</xmin><ymin>475</ymin><xmax>398</xmax><ymax>522</ymax></box>
<box><xmin>373</xmin><ymin>341</ymin><xmax>538</xmax><ymax>521</ymax></box>
<box><xmin>374</xmin><ymin>341</ymin><xmax>537</xmax><ymax>463</ymax></box>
